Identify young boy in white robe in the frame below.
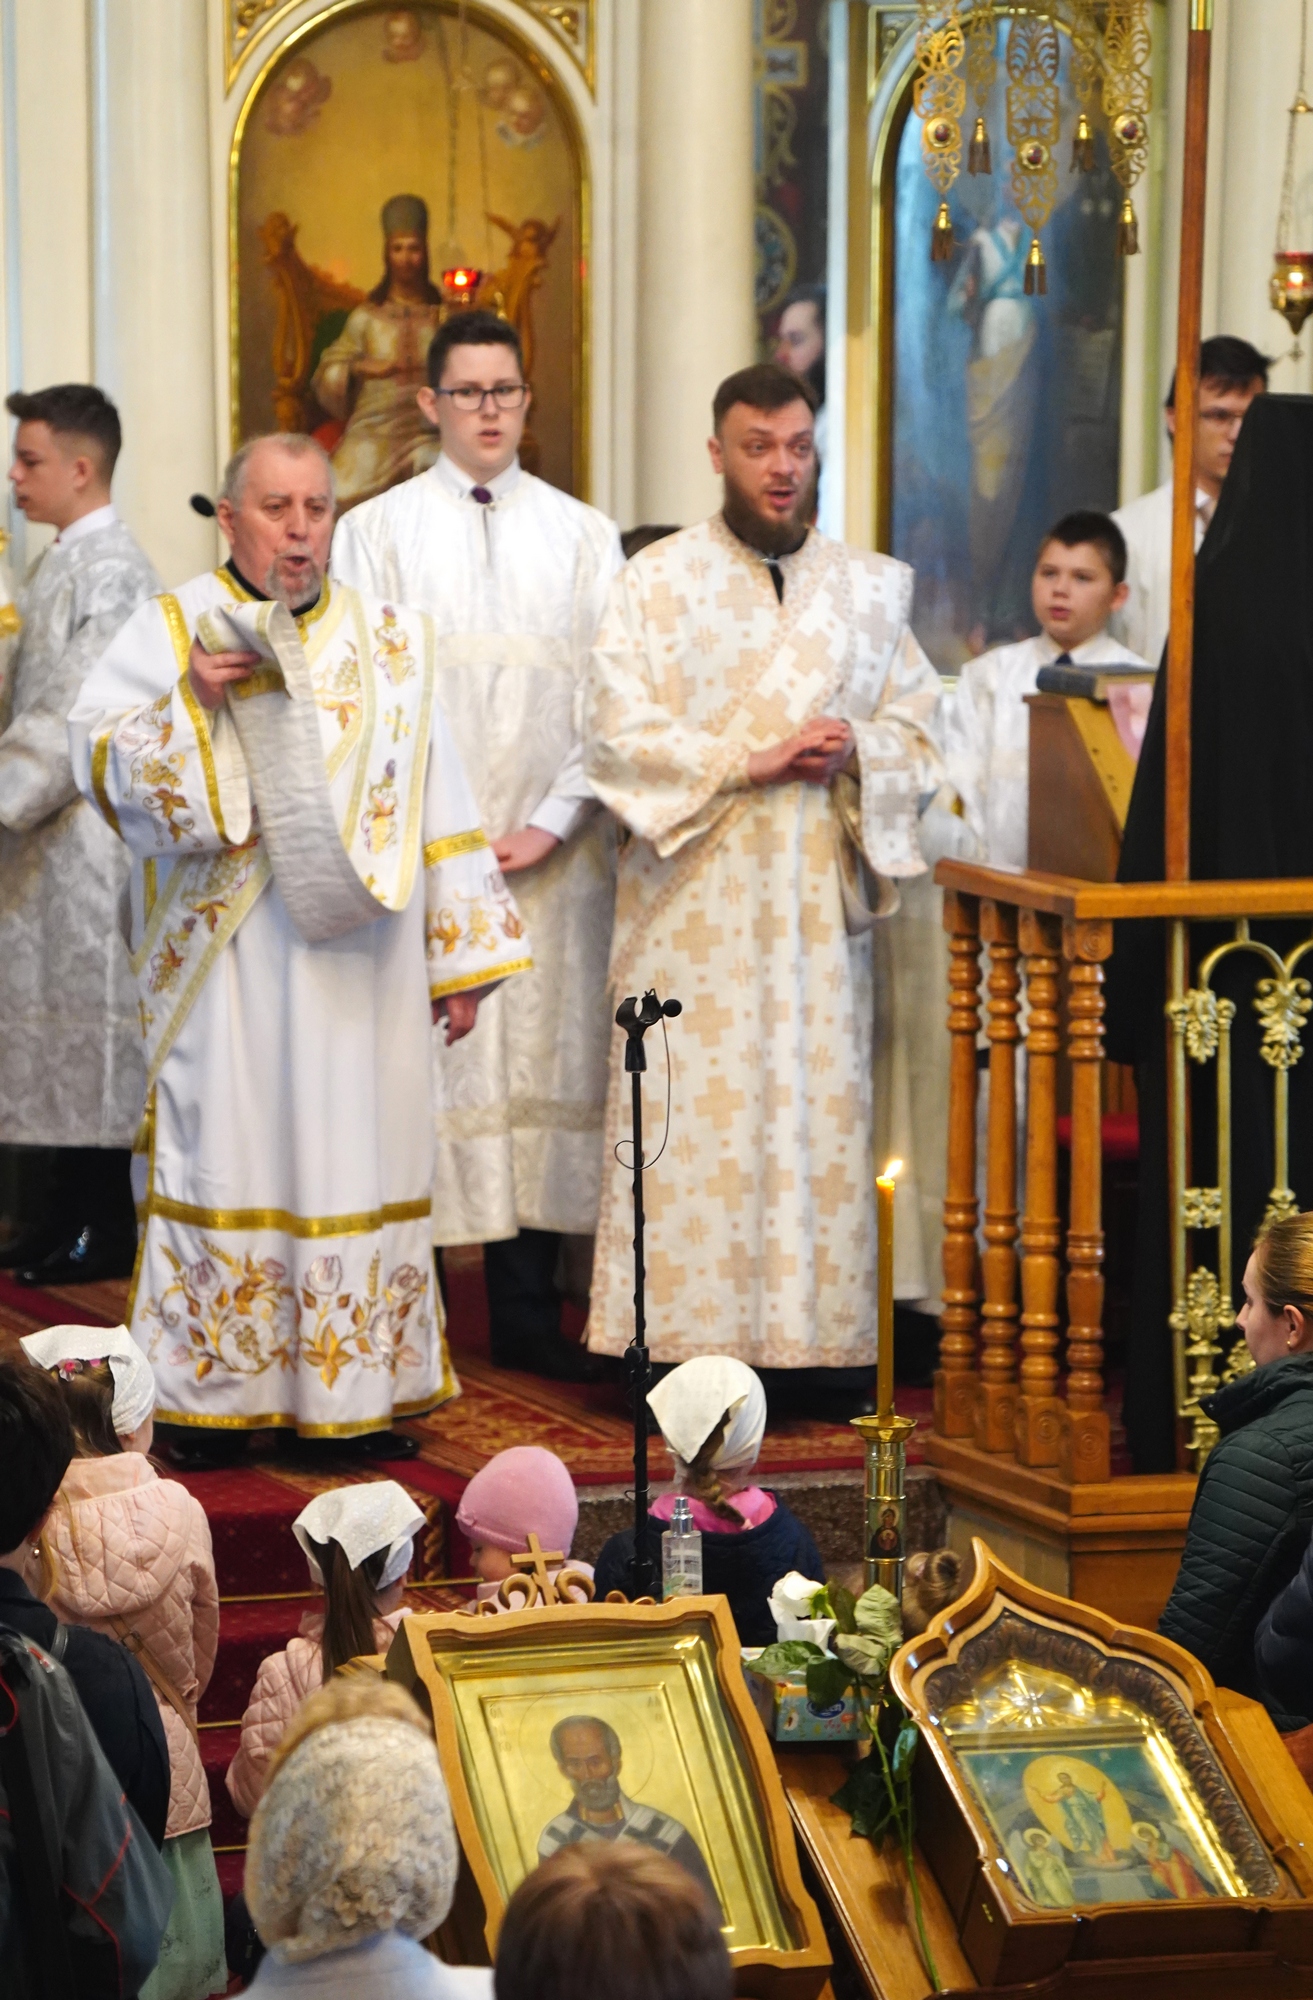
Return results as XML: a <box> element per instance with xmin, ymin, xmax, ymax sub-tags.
<box><xmin>945</xmin><ymin>510</ymin><xmax>1147</xmax><ymax>870</ymax></box>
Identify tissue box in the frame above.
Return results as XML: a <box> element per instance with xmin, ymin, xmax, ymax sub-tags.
<box><xmin>741</xmin><ymin>1649</ymin><xmax>869</xmax><ymax>1742</ymax></box>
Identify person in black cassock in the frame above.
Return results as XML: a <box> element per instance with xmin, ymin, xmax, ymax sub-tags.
<box><xmin>1107</xmin><ymin>395</ymin><xmax>1313</xmax><ymax>1473</ymax></box>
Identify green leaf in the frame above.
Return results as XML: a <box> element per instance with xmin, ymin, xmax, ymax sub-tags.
<box><xmin>751</xmin><ymin>1640</ymin><xmax>827</xmax><ymax>1681</ymax></box>
<box><xmin>809</xmin><ymin>1583</ymin><xmax>833</xmax><ymax>1619</ymax></box>
<box><xmin>834</xmin><ymin>1631</ymin><xmax>894</xmax><ymax>1685</ymax></box>
<box><xmin>892</xmin><ymin>1718</ymin><xmax>920</xmax><ymax>1783</ymax></box>
<box><xmin>831</xmin><ymin>1763</ymin><xmax>895</xmax><ymax>1843</ymax></box>
<box><xmin>828</xmin><ymin>1582</ymin><xmax>858</xmax><ymax>1635</ymax></box>
<box><xmin>805</xmin><ymin>1657</ymin><xmax>854</xmax><ymax>1709</ymax></box>
<box><xmin>854</xmin><ymin>1583</ymin><xmax>903</xmax><ymax>1644</ymax></box>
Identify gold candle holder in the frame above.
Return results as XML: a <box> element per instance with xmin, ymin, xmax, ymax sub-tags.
<box><xmin>851</xmin><ymin>1411</ymin><xmax>918</xmax><ymax>1600</ymax></box>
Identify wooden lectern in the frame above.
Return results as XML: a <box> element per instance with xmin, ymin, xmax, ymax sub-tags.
<box><xmin>1025</xmin><ymin>676</ymin><xmax>1154</xmax><ymax>883</ymax></box>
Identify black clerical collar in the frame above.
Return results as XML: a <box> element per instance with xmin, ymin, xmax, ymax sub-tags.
<box><xmin>223</xmin><ymin>558</ymin><xmax>323</xmax><ymax>619</ymax></box>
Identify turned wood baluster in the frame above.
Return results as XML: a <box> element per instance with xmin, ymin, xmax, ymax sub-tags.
<box><xmin>935</xmin><ymin>890</ymin><xmax>982</xmax><ymax>1438</ymax></box>
<box><xmin>1060</xmin><ymin>917</ymin><xmax>1112</xmax><ymax>1483</ymax></box>
<box><xmin>1015</xmin><ymin>910</ymin><xmax>1064</xmax><ymax>1467</ymax></box>
<box><xmin>974</xmin><ymin>900</ymin><xmax>1021</xmax><ymax>1452</ymax></box>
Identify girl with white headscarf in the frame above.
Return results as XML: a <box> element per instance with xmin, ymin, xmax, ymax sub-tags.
<box><xmin>20</xmin><ymin>1323</ymin><xmax>225</xmax><ymax>2000</ymax></box>
<box><xmin>592</xmin><ymin>1357</ymin><xmax>824</xmax><ymax>1644</ymax></box>
<box><xmin>245</xmin><ymin>1678</ymin><xmax>489</xmax><ymax>1998</ymax></box>
<box><xmin>226</xmin><ymin>1481</ymin><xmax>426</xmax><ymax>1819</ymax></box>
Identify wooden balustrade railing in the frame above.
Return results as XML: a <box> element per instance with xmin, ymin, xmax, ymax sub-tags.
<box><xmin>931</xmin><ymin>861</ymin><xmax>1313</xmax><ymax>1484</ymax></box>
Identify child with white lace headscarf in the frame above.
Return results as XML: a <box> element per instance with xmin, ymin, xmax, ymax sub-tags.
<box><xmin>245</xmin><ymin>1678</ymin><xmax>488</xmax><ymax>1998</ymax></box>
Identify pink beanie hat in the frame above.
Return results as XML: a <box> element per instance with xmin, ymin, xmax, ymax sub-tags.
<box><xmin>456</xmin><ymin>1446</ymin><xmax>579</xmax><ymax>1556</ymax></box>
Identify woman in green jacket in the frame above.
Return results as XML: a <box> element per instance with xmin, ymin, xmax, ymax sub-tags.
<box><xmin>1158</xmin><ymin>1213</ymin><xmax>1313</xmax><ymax>1725</ymax></box>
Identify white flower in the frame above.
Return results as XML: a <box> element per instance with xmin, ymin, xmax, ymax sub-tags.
<box><xmin>768</xmin><ymin>1572</ymin><xmax>826</xmax><ymax>1624</ymax></box>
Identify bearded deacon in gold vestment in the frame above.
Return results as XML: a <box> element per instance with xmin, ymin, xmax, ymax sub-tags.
<box><xmin>583</xmin><ymin>365</ymin><xmax>942</xmax><ymax>1416</ymax></box>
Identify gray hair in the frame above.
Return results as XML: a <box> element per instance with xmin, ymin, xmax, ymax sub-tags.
<box><xmin>550</xmin><ymin>1715</ymin><xmax>621</xmax><ymax>1766</ymax></box>
<box><xmin>219</xmin><ymin>431</ymin><xmax>335</xmax><ymax>509</ymax></box>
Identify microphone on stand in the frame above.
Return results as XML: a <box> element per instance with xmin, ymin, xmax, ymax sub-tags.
<box><xmin>189</xmin><ymin>494</ymin><xmax>216</xmax><ymax>519</ymax></box>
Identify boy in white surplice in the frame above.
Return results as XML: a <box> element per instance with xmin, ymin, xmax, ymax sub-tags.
<box><xmin>332</xmin><ymin>310</ymin><xmax>622</xmax><ymax>1382</ymax></box>
<box><xmin>70</xmin><ymin>435</ymin><xmax>528</xmax><ymax>1465</ymax></box>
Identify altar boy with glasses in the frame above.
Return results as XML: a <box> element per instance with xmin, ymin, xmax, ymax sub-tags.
<box><xmin>333</xmin><ymin>309</ymin><xmax>622</xmax><ymax>1383</ymax></box>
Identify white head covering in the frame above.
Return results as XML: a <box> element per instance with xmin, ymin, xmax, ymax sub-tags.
<box><xmin>246</xmin><ymin>1714</ymin><xmax>458</xmax><ymax>1963</ymax></box>
<box><xmin>647</xmin><ymin>1356</ymin><xmax>767</xmax><ymax>1474</ymax></box>
<box><xmin>292</xmin><ymin>1482</ymin><xmax>426</xmax><ymax>1590</ymax></box>
<box><xmin>19</xmin><ymin>1324</ymin><xmax>157</xmax><ymax>1437</ymax></box>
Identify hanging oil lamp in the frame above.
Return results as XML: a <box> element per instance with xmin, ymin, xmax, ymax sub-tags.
<box><xmin>1272</xmin><ymin>3</ymin><xmax>1313</xmax><ymax>355</ymax></box>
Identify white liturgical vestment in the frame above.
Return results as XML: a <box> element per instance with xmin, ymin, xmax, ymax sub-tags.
<box><xmin>583</xmin><ymin>518</ymin><xmax>943</xmax><ymax>1369</ymax></box>
<box><xmin>332</xmin><ymin>454</ymin><xmax>622</xmax><ymax>1243</ymax></box>
<box><xmin>944</xmin><ymin>627</ymin><xmax>1148</xmax><ymax>870</ymax></box>
<box><xmin>69</xmin><ymin>570</ymin><xmax>529</xmax><ymax>1437</ymax></box>
<box><xmin>0</xmin><ymin>511</ymin><xmax>158</xmax><ymax>1145</ymax></box>
<box><xmin>1111</xmin><ymin>478</ymin><xmax>1209</xmax><ymax>669</ymax></box>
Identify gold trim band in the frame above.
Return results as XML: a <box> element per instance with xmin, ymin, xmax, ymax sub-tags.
<box><xmin>430</xmin><ymin>955</ymin><xmax>533</xmax><ymax>1000</ymax></box>
<box><xmin>90</xmin><ymin>731</ymin><xmax>122</xmax><ymax>838</ymax></box>
<box><xmin>144</xmin><ymin>1193</ymin><xmax>431</xmax><ymax>1238</ymax></box>
<box><xmin>229</xmin><ymin>666</ymin><xmax>286</xmax><ymax>701</ymax></box>
<box><xmin>424</xmin><ymin>828</ymin><xmax>489</xmax><ymax>867</ymax></box>
<box><xmin>162</xmin><ymin>594</ymin><xmax>229</xmax><ymax>842</ymax></box>
<box><xmin>152</xmin><ymin>1387</ymin><xmax>446</xmax><ymax>1436</ymax></box>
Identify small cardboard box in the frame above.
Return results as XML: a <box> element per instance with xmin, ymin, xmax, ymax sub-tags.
<box><xmin>741</xmin><ymin>1649</ymin><xmax>869</xmax><ymax>1742</ymax></box>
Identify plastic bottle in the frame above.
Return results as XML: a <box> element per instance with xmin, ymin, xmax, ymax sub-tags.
<box><xmin>661</xmin><ymin>1494</ymin><xmax>703</xmax><ymax>1599</ymax></box>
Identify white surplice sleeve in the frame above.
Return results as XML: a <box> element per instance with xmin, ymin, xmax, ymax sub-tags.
<box><xmin>69</xmin><ymin>596</ymin><xmax>252</xmax><ymax>857</ymax></box>
<box><xmin>0</xmin><ymin>551</ymin><xmax>157</xmax><ymax>835</ymax></box>
<box><xmin>422</xmin><ymin>697</ymin><xmax>532</xmax><ymax>1003</ymax></box>
<box><xmin>844</xmin><ymin>559</ymin><xmax>945</xmax><ymax>878</ymax></box>
<box><xmin>941</xmin><ymin>653</ymin><xmax>994</xmax><ymax>862</ymax></box>
<box><xmin>585</xmin><ymin>561</ymin><xmax>752</xmax><ymax>857</ymax></box>
<box><xmin>525</xmin><ymin>511</ymin><xmax>624</xmax><ymax>843</ymax></box>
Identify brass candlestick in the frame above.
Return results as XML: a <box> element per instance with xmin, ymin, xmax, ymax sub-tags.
<box><xmin>851</xmin><ymin>1412</ymin><xmax>918</xmax><ymax>1601</ymax></box>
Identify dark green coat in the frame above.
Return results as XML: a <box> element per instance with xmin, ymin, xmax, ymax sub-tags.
<box><xmin>1158</xmin><ymin>1355</ymin><xmax>1313</xmax><ymax>1726</ymax></box>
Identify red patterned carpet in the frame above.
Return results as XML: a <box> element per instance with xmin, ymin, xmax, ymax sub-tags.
<box><xmin>0</xmin><ymin>1249</ymin><xmax>931</xmax><ymax>1892</ymax></box>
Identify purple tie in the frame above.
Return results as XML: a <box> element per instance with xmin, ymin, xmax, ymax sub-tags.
<box><xmin>471</xmin><ymin>486</ymin><xmax>493</xmax><ymax>505</ymax></box>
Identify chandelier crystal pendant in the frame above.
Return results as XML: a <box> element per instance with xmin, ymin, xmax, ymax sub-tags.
<box><xmin>1272</xmin><ymin>0</ymin><xmax>1313</xmax><ymax>355</ymax></box>
<box><xmin>912</xmin><ymin>1</ymin><xmax>1152</xmax><ymax>282</ymax></box>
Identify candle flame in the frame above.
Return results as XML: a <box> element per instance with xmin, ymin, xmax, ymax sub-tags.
<box><xmin>882</xmin><ymin>1158</ymin><xmax>904</xmax><ymax>1181</ymax></box>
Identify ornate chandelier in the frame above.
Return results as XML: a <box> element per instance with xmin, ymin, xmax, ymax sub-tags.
<box><xmin>1271</xmin><ymin>0</ymin><xmax>1313</xmax><ymax>354</ymax></box>
<box><xmin>913</xmin><ymin>0</ymin><xmax>1151</xmax><ymax>294</ymax></box>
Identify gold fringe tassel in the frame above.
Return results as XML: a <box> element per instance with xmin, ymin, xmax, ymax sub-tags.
<box><xmin>931</xmin><ymin>201</ymin><xmax>954</xmax><ymax>262</ymax></box>
<box><xmin>967</xmin><ymin>116</ymin><xmax>991</xmax><ymax>175</ymax></box>
<box><xmin>1024</xmin><ymin>235</ymin><xmax>1047</xmax><ymax>296</ymax></box>
<box><xmin>1070</xmin><ymin>112</ymin><xmax>1096</xmax><ymax>174</ymax></box>
<box><xmin>1117</xmin><ymin>196</ymin><xmax>1140</xmax><ymax>256</ymax></box>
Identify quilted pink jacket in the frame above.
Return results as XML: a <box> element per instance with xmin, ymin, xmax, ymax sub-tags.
<box><xmin>46</xmin><ymin>1453</ymin><xmax>218</xmax><ymax>1839</ymax></box>
<box><xmin>225</xmin><ymin>1606</ymin><xmax>408</xmax><ymax>1821</ymax></box>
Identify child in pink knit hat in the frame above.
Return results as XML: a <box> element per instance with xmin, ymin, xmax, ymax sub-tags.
<box><xmin>456</xmin><ymin>1446</ymin><xmax>593</xmax><ymax>1604</ymax></box>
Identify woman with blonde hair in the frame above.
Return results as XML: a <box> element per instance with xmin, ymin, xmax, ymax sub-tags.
<box><xmin>1159</xmin><ymin>1212</ymin><xmax>1313</xmax><ymax>1712</ymax></box>
<box><xmin>592</xmin><ymin>1356</ymin><xmax>822</xmax><ymax>1642</ymax></box>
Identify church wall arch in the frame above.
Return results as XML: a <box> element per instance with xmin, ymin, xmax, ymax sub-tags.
<box><xmin>217</xmin><ymin>0</ymin><xmax>595</xmax><ymax>509</ymax></box>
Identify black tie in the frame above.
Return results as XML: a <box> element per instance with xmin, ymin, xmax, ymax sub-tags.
<box><xmin>1054</xmin><ymin>651</ymin><xmax>1073</xmax><ymax>664</ymax></box>
<box><xmin>471</xmin><ymin>486</ymin><xmax>493</xmax><ymax>505</ymax></box>
<box><xmin>764</xmin><ymin>558</ymin><xmax>784</xmax><ymax>603</ymax></box>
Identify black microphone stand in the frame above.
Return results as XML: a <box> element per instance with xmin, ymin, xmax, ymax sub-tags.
<box><xmin>615</xmin><ymin>989</ymin><xmax>681</xmax><ymax>1597</ymax></box>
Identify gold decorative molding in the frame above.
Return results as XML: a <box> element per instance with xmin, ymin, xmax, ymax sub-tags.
<box><xmin>227</xmin><ymin>0</ymin><xmax>593</xmax><ymax>95</ymax></box>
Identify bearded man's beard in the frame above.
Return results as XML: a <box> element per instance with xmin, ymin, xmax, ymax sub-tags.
<box><xmin>573</xmin><ymin>1774</ymin><xmax>622</xmax><ymax>1813</ymax></box>
<box><xmin>721</xmin><ymin>461</ymin><xmax>818</xmax><ymax>558</ymax></box>
<box><xmin>263</xmin><ymin>554</ymin><xmax>324</xmax><ymax>612</ymax></box>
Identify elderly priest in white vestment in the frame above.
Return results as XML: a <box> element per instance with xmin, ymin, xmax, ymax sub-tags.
<box><xmin>333</xmin><ymin>309</ymin><xmax>622</xmax><ymax>1382</ymax></box>
<box><xmin>584</xmin><ymin>364</ymin><xmax>942</xmax><ymax>1419</ymax></box>
<box><xmin>69</xmin><ymin>434</ymin><xmax>528</xmax><ymax>1468</ymax></box>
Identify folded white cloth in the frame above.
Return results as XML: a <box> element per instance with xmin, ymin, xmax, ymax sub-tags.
<box><xmin>20</xmin><ymin>1322</ymin><xmax>157</xmax><ymax>1436</ymax></box>
<box><xmin>293</xmin><ymin>1482</ymin><xmax>426</xmax><ymax>1589</ymax></box>
<box><xmin>647</xmin><ymin>1355</ymin><xmax>767</xmax><ymax>1473</ymax></box>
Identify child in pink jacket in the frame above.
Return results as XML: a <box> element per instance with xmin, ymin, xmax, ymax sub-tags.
<box><xmin>225</xmin><ymin>1480</ymin><xmax>427</xmax><ymax>1819</ymax></box>
<box><xmin>22</xmin><ymin>1324</ymin><xmax>224</xmax><ymax>2000</ymax></box>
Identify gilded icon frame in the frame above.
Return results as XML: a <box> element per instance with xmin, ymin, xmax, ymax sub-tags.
<box><xmin>386</xmin><ymin>1596</ymin><xmax>832</xmax><ymax>1998</ymax></box>
<box><xmin>889</xmin><ymin>1538</ymin><xmax>1313</xmax><ymax>1987</ymax></box>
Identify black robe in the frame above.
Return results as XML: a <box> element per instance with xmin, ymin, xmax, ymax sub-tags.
<box><xmin>1107</xmin><ymin>395</ymin><xmax>1313</xmax><ymax>1472</ymax></box>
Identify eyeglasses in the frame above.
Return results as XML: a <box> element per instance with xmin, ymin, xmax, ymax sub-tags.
<box><xmin>436</xmin><ymin>384</ymin><xmax>528</xmax><ymax>412</ymax></box>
